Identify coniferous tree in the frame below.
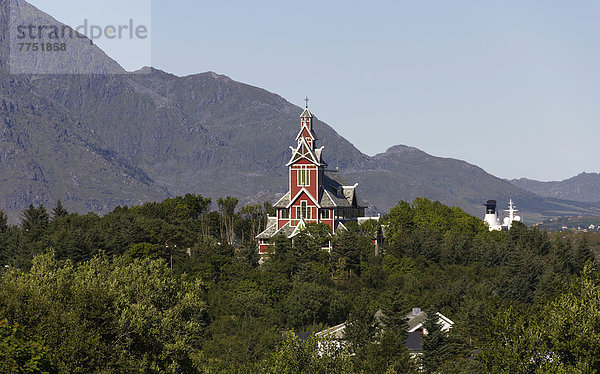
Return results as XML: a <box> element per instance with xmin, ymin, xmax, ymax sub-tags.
<box><xmin>0</xmin><ymin>209</ymin><xmax>8</xmax><ymax>266</ymax></box>
<box><xmin>0</xmin><ymin>209</ymin><xmax>7</xmax><ymax>234</ymax></box>
<box><xmin>553</xmin><ymin>238</ymin><xmax>575</xmax><ymax>274</ymax></box>
<box><xmin>362</xmin><ymin>297</ymin><xmax>412</xmax><ymax>372</ymax></box>
<box><xmin>504</xmin><ymin>246</ymin><xmax>544</xmax><ymax>303</ymax></box>
<box><xmin>52</xmin><ymin>199</ymin><xmax>69</xmax><ymax>219</ymax></box>
<box><xmin>20</xmin><ymin>204</ymin><xmax>50</xmax><ymax>242</ymax></box>
<box><xmin>573</xmin><ymin>238</ymin><xmax>594</xmax><ymax>272</ymax></box>
<box><xmin>422</xmin><ymin>309</ymin><xmax>450</xmax><ymax>373</ymax></box>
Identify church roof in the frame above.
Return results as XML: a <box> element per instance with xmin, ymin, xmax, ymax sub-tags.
<box><xmin>272</xmin><ymin>171</ymin><xmax>367</xmax><ymax>210</ymax></box>
<box><xmin>320</xmin><ymin>171</ymin><xmax>367</xmax><ymax>208</ymax></box>
<box><xmin>275</xmin><ymin>221</ymin><xmax>296</xmax><ymax>238</ymax></box>
<box><xmin>256</xmin><ymin>217</ymin><xmax>278</xmax><ymax>239</ymax></box>
<box><xmin>274</xmin><ymin>192</ymin><xmax>291</xmax><ymax>208</ymax></box>
<box><xmin>300</xmin><ymin>107</ymin><xmax>312</xmax><ymax>118</ymax></box>
<box><xmin>321</xmin><ymin>188</ymin><xmax>350</xmax><ymax>208</ymax></box>
<box><xmin>256</xmin><ymin>219</ymin><xmax>298</xmax><ymax>240</ymax></box>
<box><xmin>335</xmin><ymin>221</ymin><xmax>348</xmax><ymax>234</ymax></box>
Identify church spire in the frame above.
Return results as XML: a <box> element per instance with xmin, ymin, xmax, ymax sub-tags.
<box><xmin>298</xmin><ymin>98</ymin><xmax>316</xmax><ymax>148</ymax></box>
<box><xmin>300</xmin><ymin>98</ymin><xmax>313</xmax><ymax>129</ymax></box>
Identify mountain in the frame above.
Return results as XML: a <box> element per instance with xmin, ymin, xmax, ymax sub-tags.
<box><xmin>2</xmin><ymin>0</ymin><xmax>124</xmax><ymax>74</ymax></box>
<box><xmin>510</xmin><ymin>173</ymin><xmax>600</xmax><ymax>203</ymax></box>
<box><xmin>344</xmin><ymin>145</ymin><xmax>600</xmax><ymax>221</ymax></box>
<box><xmin>0</xmin><ymin>71</ymin><xmax>168</xmax><ymax>219</ymax></box>
<box><xmin>0</xmin><ymin>0</ymin><xmax>167</xmax><ymax>220</ymax></box>
<box><xmin>29</xmin><ymin>68</ymin><xmax>370</xmax><ymax>206</ymax></box>
<box><xmin>1</xmin><ymin>0</ymin><xmax>600</xmax><ymax>223</ymax></box>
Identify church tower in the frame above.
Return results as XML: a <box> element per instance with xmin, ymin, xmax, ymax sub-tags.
<box><xmin>257</xmin><ymin>100</ymin><xmax>367</xmax><ymax>254</ymax></box>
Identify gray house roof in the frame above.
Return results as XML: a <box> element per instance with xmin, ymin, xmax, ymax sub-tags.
<box><xmin>406</xmin><ymin>309</ymin><xmax>428</xmax><ymax>332</ymax></box>
<box><xmin>405</xmin><ymin>331</ymin><xmax>423</xmax><ymax>352</ymax></box>
<box><xmin>405</xmin><ymin>308</ymin><xmax>454</xmax><ymax>334</ymax></box>
<box><xmin>313</xmin><ymin>308</ymin><xmax>454</xmax><ymax>353</ymax></box>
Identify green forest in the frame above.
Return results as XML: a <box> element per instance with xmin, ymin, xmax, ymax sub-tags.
<box><xmin>1</xmin><ymin>195</ymin><xmax>600</xmax><ymax>373</ymax></box>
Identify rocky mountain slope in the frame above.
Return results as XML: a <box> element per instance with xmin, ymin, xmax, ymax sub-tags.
<box><xmin>510</xmin><ymin>173</ymin><xmax>600</xmax><ymax>203</ymax></box>
<box><xmin>1</xmin><ymin>0</ymin><xmax>599</xmax><ymax>223</ymax></box>
<box><xmin>0</xmin><ymin>71</ymin><xmax>168</xmax><ymax>219</ymax></box>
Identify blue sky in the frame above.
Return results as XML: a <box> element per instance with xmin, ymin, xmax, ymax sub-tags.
<box><xmin>28</xmin><ymin>0</ymin><xmax>600</xmax><ymax>181</ymax></box>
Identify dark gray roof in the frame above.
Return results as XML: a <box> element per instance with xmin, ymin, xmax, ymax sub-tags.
<box><xmin>405</xmin><ymin>331</ymin><xmax>423</xmax><ymax>352</ymax></box>
<box><xmin>320</xmin><ymin>171</ymin><xmax>367</xmax><ymax>208</ymax></box>
<box><xmin>321</xmin><ymin>172</ymin><xmax>352</xmax><ymax>208</ymax></box>
<box><xmin>324</xmin><ymin>169</ymin><xmax>349</xmax><ymax>185</ymax></box>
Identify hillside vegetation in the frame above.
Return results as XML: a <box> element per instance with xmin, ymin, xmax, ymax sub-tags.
<box><xmin>1</xmin><ymin>196</ymin><xmax>600</xmax><ymax>373</ymax></box>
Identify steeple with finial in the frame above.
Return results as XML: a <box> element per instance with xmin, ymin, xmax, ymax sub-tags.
<box><xmin>298</xmin><ymin>96</ymin><xmax>317</xmax><ymax>148</ymax></box>
<box><xmin>300</xmin><ymin>96</ymin><xmax>313</xmax><ymax>127</ymax></box>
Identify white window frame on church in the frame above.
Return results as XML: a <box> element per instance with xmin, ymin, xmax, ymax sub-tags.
<box><xmin>281</xmin><ymin>209</ymin><xmax>289</xmax><ymax>219</ymax></box>
<box><xmin>297</xmin><ymin>165</ymin><xmax>310</xmax><ymax>186</ymax></box>
<box><xmin>320</xmin><ymin>209</ymin><xmax>330</xmax><ymax>219</ymax></box>
<box><xmin>297</xmin><ymin>201</ymin><xmax>311</xmax><ymax>219</ymax></box>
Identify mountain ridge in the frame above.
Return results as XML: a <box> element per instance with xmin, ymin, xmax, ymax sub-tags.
<box><xmin>510</xmin><ymin>172</ymin><xmax>600</xmax><ymax>203</ymax></box>
<box><xmin>1</xmin><ymin>1</ymin><xmax>599</xmax><ymax>223</ymax></box>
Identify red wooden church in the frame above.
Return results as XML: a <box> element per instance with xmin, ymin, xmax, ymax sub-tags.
<box><xmin>257</xmin><ymin>102</ymin><xmax>368</xmax><ymax>254</ymax></box>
